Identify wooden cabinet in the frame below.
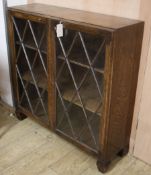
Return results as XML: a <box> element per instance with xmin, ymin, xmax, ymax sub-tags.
<box><xmin>8</xmin><ymin>4</ymin><xmax>144</xmax><ymax>173</ymax></box>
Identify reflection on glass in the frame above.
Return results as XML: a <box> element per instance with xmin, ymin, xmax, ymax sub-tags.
<box><xmin>56</xmin><ymin>28</ymin><xmax>105</xmax><ymax>151</ymax></box>
<box><xmin>13</xmin><ymin>17</ymin><xmax>48</xmax><ymax>124</ymax></box>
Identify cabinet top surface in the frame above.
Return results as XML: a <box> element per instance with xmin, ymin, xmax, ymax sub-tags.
<box><xmin>8</xmin><ymin>3</ymin><xmax>142</xmax><ymax>30</ymax></box>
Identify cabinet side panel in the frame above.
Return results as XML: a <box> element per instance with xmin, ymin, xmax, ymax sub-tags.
<box><xmin>106</xmin><ymin>23</ymin><xmax>144</xmax><ymax>160</ymax></box>
<box><xmin>125</xmin><ymin>23</ymin><xmax>144</xmax><ymax>147</ymax></box>
<box><xmin>7</xmin><ymin>11</ymin><xmax>19</xmax><ymax>107</ymax></box>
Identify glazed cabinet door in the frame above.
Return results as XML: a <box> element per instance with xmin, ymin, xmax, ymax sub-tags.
<box><xmin>54</xmin><ymin>22</ymin><xmax>107</xmax><ymax>153</ymax></box>
<box><xmin>9</xmin><ymin>12</ymin><xmax>50</xmax><ymax>125</ymax></box>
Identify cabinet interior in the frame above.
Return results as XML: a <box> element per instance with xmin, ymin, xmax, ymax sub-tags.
<box><xmin>55</xmin><ymin>28</ymin><xmax>106</xmax><ymax>151</ymax></box>
<box><xmin>13</xmin><ymin>16</ymin><xmax>106</xmax><ymax>151</ymax></box>
<box><xmin>13</xmin><ymin>17</ymin><xmax>49</xmax><ymax>124</ymax></box>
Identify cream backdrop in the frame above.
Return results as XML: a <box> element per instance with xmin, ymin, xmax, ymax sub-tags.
<box><xmin>24</xmin><ymin>0</ymin><xmax>151</xmax><ymax>164</ymax></box>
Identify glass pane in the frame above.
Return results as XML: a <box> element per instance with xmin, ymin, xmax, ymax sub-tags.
<box><xmin>13</xmin><ymin>17</ymin><xmax>48</xmax><ymax>125</ymax></box>
<box><xmin>56</xmin><ymin>28</ymin><xmax>106</xmax><ymax>151</ymax></box>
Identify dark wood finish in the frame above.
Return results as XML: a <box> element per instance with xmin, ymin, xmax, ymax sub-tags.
<box><xmin>9</xmin><ymin>3</ymin><xmax>141</xmax><ymax>30</ymax></box>
<box><xmin>125</xmin><ymin>23</ymin><xmax>144</xmax><ymax>147</ymax></box>
<box><xmin>7</xmin><ymin>10</ymin><xmax>20</xmax><ymax>107</ymax></box>
<box><xmin>54</xmin><ymin>20</ymin><xmax>112</xmax><ymax>40</ymax></box>
<box><xmin>100</xmin><ymin>23</ymin><xmax>144</xmax><ymax>162</ymax></box>
<box><xmin>98</xmin><ymin>41</ymin><xmax>113</xmax><ymax>171</ymax></box>
<box><xmin>48</xmin><ymin>20</ymin><xmax>56</xmax><ymax>130</ymax></box>
<box><xmin>9</xmin><ymin>10</ymin><xmax>46</xmax><ymax>23</ymax></box>
<box><xmin>97</xmin><ymin>23</ymin><xmax>144</xmax><ymax>171</ymax></box>
<box><xmin>7</xmin><ymin>3</ymin><xmax>144</xmax><ymax>173</ymax></box>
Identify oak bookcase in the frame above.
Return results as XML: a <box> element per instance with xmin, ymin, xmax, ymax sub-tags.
<box><xmin>8</xmin><ymin>3</ymin><xmax>144</xmax><ymax>173</ymax></box>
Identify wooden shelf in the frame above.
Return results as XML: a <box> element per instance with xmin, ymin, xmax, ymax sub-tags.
<box><xmin>16</xmin><ymin>41</ymin><xmax>47</xmax><ymax>54</ymax></box>
<box><xmin>58</xmin><ymin>55</ymin><xmax>104</xmax><ymax>74</ymax></box>
<box><xmin>57</xmin><ymin>58</ymin><xmax>103</xmax><ymax>115</ymax></box>
<box><xmin>22</xmin><ymin>67</ymin><xmax>47</xmax><ymax>90</ymax></box>
<box><xmin>22</xmin><ymin>65</ymin><xmax>102</xmax><ymax>115</ymax></box>
<box><xmin>61</xmin><ymin>79</ymin><xmax>102</xmax><ymax>115</ymax></box>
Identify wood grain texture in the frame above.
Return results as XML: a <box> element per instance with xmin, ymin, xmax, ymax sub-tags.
<box><xmin>100</xmin><ymin>23</ymin><xmax>144</xmax><ymax>162</ymax></box>
<box><xmin>7</xmin><ymin>11</ymin><xmax>19</xmax><ymax>107</ymax></box>
<box><xmin>48</xmin><ymin>20</ymin><xmax>56</xmax><ymax>130</ymax></box>
<box><xmin>8</xmin><ymin>3</ymin><xmax>141</xmax><ymax>30</ymax></box>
